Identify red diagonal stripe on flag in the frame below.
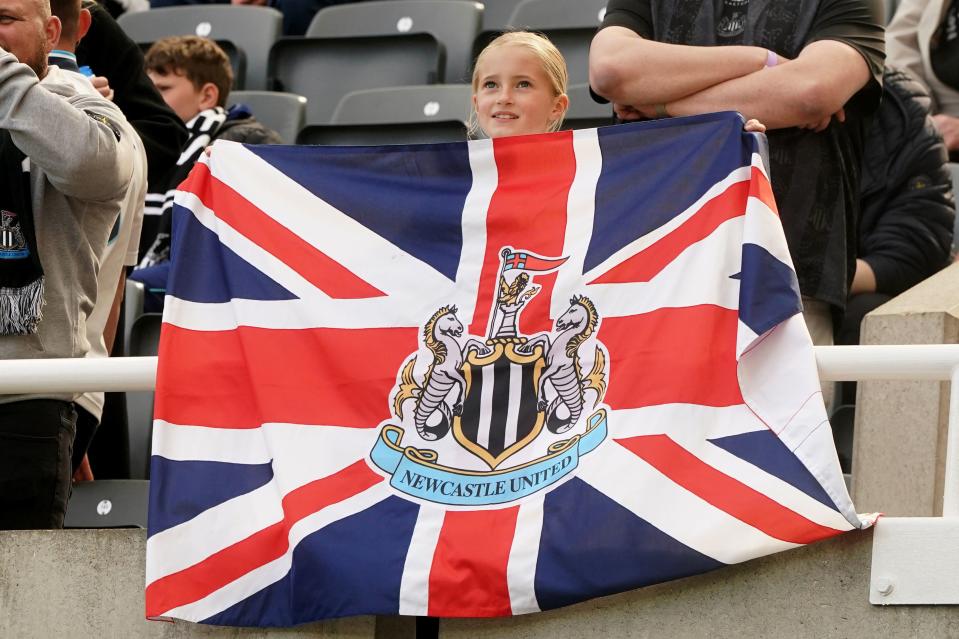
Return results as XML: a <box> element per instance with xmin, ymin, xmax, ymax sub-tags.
<box><xmin>145</xmin><ymin>460</ymin><xmax>383</xmax><ymax>618</ymax></box>
<box><xmin>469</xmin><ymin>132</ymin><xmax>576</xmax><ymax>337</ymax></box>
<box><xmin>616</xmin><ymin>435</ymin><xmax>844</xmax><ymax>544</ymax></box>
<box><xmin>428</xmin><ymin>507</ymin><xmax>520</xmax><ymax>617</ymax></box>
<box><xmin>590</xmin><ymin>168</ymin><xmax>773</xmax><ymax>285</ymax></box>
<box><xmin>181</xmin><ymin>162</ymin><xmax>385</xmax><ymax>299</ymax></box>
<box><xmin>155</xmin><ymin>325</ymin><xmax>417</xmax><ymax>428</ymax></box>
<box><xmin>599</xmin><ymin>305</ymin><xmax>743</xmax><ymax>410</ymax></box>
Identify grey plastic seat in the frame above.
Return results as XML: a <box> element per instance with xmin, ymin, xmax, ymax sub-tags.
<box><xmin>306</xmin><ymin>0</ymin><xmax>481</xmax><ymax>84</ymax></box>
<box><xmin>501</xmin><ymin>0</ymin><xmax>609</xmax><ymax>85</ymax></box>
<box><xmin>562</xmin><ymin>83</ymin><xmax>613</xmax><ymax>131</ymax></box>
<box><xmin>117</xmin><ymin>5</ymin><xmax>282</xmax><ymax>90</ymax></box>
<box><xmin>229</xmin><ymin>90</ymin><xmax>306</xmax><ymax>143</ymax></box>
<box><xmin>332</xmin><ymin>84</ymin><xmax>472</xmax><ymax>126</ymax></box>
<box><xmin>480</xmin><ymin>0</ymin><xmax>524</xmax><ymax>31</ymax></box>
<box><xmin>125</xmin><ymin>313</ymin><xmax>162</xmax><ymax>480</ymax></box>
<box><xmin>64</xmin><ymin>480</ymin><xmax>150</xmax><ymax>528</ymax></box>
<box><xmin>122</xmin><ymin>279</ymin><xmax>145</xmax><ymax>357</ymax></box>
<box><xmin>297</xmin><ymin>121</ymin><xmax>468</xmax><ymax>146</ymax></box>
<box><xmin>270</xmin><ymin>33</ymin><xmax>444</xmax><ymax>125</ymax></box>
<box><xmin>297</xmin><ymin>84</ymin><xmax>471</xmax><ymax>146</ymax></box>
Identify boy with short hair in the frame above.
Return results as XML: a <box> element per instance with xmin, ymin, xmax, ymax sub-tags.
<box><xmin>134</xmin><ymin>36</ymin><xmax>280</xmax><ymax>298</ymax></box>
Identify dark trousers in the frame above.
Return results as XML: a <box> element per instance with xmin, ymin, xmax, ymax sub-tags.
<box><xmin>0</xmin><ymin>399</ymin><xmax>76</xmax><ymax>529</ymax></box>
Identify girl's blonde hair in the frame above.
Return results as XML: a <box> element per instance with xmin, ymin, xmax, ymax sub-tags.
<box><xmin>469</xmin><ymin>31</ymin><xmax>569</xmax><ymax>136</ymax></box>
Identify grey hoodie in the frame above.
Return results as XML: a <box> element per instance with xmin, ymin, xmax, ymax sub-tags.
<box><xmin>0</xmin><ymin>50</ymin><xmax>137</xmax><ymax>404</ymax></box>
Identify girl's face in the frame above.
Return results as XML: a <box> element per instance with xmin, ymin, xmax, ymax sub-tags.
<box><xmin>473</xmin><ymin>45</ymin><xmax>568</xmax><ymax>138</ymax></box>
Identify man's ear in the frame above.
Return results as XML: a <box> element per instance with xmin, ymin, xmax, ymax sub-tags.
<box><xmin>198</xmin><ymin>81</ymin><xmax>220</xmax><ymax>111</ymax></box>
<box><xmin>76</xmin><ymin>8</ymin><xmax>92</xmax><ymax>42</ymax></box>
<box><xmin>44</xmin><ymin>15</ymin><xmax>61</xmax><ymax>54</ymax></box>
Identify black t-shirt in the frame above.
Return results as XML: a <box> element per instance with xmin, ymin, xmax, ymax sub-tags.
<box><xmin>598</xmin><ymin>0</ymin><xmax>885</xmax><ymax>310</ymax></box>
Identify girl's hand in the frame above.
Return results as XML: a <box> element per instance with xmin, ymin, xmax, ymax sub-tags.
<box><xmin>744</xmin><ymin>119</ymin><xmax>766</xmax><ymax>133</ymax></box>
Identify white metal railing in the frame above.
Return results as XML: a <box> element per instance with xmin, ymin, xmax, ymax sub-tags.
<box><xmin>3</xmin><ymin>345</ymin><xmax>959</xmax><ymax>513</ymax></box>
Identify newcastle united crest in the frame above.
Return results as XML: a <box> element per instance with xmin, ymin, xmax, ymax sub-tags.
<box><xmin>370</xmin><ymin>248</ymin><xmax>610</xmax><ymax>506</ymax></box>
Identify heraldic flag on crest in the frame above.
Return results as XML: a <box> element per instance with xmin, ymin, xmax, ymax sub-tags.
<box><xmin>146</xmin><ymin>112</ymin><xmax>876</xmax><ymax>626</ymax></box>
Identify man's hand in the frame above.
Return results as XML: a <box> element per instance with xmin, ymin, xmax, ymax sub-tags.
<box><xmin>932</xmin><ymin>114</ymin><xmax>959</xmax><ymax>151</ymax></box>
<box><xmin>72</xmin><ymin>454</ymin><xmax>94</xmax><ymax>483</ymax></box>
<box><xmin>850</xmin><ymin>258</ymin><xmax>877</xmax><ymax>295</ymax></box>
<box><xmin>613</xmin><ymin>103</ymin><xmax>645</xmax><ymax>121</ymax></box>
<box><xmin>91</xmin><ymin>76</ymin><xmax>114</xmax><ymax>102</ymax></box>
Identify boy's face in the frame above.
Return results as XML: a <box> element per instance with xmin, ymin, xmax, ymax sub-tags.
<box><xmin>148</xmin><ymin>69</ymin><xmax>206</xmax><ymax>124</ymax></box>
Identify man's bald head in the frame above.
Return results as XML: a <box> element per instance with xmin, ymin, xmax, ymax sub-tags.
<box><xmin>0</xmin><ymin>0</ymin><xmax>60</xmax><ymax>77</ymax></box>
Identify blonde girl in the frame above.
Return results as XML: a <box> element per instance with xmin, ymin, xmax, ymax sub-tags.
<box><xmin>470</xmin><ymin>31</ymin><xmax>570</xmax><ymax>138</ymax></box>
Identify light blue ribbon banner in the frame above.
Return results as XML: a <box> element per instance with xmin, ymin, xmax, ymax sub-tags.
<box><xmin>370</xmin><ymin>409</ymin><xmax>608</xmax><ymax>506</ymax></box>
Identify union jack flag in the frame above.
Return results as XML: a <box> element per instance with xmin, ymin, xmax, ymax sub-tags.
<box><xmin>145</xmin><ymin>112</ymin><xmax>875</xmax><ymax>626</ymax></box>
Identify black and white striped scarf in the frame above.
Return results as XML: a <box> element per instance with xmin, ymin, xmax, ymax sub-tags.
<box><xmin>140</xmin><ymin>107</ymin><xmax>227</xmax><ymax>267</ymax></box>
<box><xmin>0</xmin><ymin>135</ymin><xmax>39</xmax><ymax>335</ymax></box>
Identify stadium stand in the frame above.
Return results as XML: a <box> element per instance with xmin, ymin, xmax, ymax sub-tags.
<box><xmin>270</xmin><ymin>33</ymin><xmax>444</xmax><ymax>125</ymax></box>
<box><xmin>125</xmin><ymin>313</ymin><xmax>162</xmax><ymax>480</ymax></box>
<box><xmin>64</xmin><ymin>480</ymin><xmax>150</xmax><ymax>529</ymax></box>
<box><xmin>563</xmin><ymin>83</ymin><xmax>614</xmax><ymax>131</ymax></box>
<box><xmin>122</xmin><ymin>280</ymin><xmax>146</xmax><ymax>359</ymax></box>
<box><xmin>479</xmin><ymin>0</ymin><xmax>524</xmax><ymax>31</ymax></box>
<box><xmin>298</xmin><ymin>83</ymin><xmax>470</xmax><ymax>144</ymax></box>
<box><xmin>472</xmin><ymin>0</ymin><xmax>607</xmax><ymax>85</ymax></box>
<box><xmin>117</xmin><ymin>5</ymin><xmax>282</xmax><ymax>90</ymax></box>
<box><xmin>306</xmin><ymin>0</ymin><xmax>483</xmax><ymax>84</ymax></box>
<box><xmin>229</xmin><ymin>90</ymin><xmax>307</xmax><ymax>144</ymax></box>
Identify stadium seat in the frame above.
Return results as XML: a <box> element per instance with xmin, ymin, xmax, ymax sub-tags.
<box><xmin>126</xmin><ymin>313</ymin><xmax>162</xmax><ymax>480</ymax></box>
<box><xmin>229</xmin><ymin>90</ymin><xmax>306</xmax><ymax>144</ymax></box>
<box><xmin>479</xmin><ymin>0</ymin><xmax>607</xmax><ymax>85</ymax></box>
<box><xmin>117</xmin><ymin>5</ymin><xmax>282</xmax><ymax>90</ymax></box>
<box><xmin>269</xmin><ymin>34</ymin><xmax>444</xmax><ymax>125</ymax></box>
<box><xmin>122</xmin><ymin>279</ymin><xmax>145</xmax><ymax>357</ymax></box>
<box><xmin>480</xmin><ymin>0</ymin><xmax>524</xmax><ymax>31</ymax></box>
<box><xmin>297</xmin><ymin>84</ymin><xmax>471</xmax><ymax>145</ymax></box>
<box><xmin>297</xmin><ymin>121</ymin><xmax>468</xmax><ymax>146</ymax></box>
<box><xmin>64</xmin><ymin>480</ymin><xmax>150</xmax><ymax>528</ymax></box>
<box><xmin>332</xmin><ymin>84</ymin><xmax>471</xmax><ymax>126</ymax></box>
<box><xmin>306</xmin><ymin>0</ymin><xmax>482</xmax><ymax>84</ymax></box>
<box><xmin>562</xmin><ymin>83</ymin><xmax>614</xmax><ymax>131</ymax></box>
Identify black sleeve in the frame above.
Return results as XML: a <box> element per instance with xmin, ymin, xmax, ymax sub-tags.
<box><xmin>599</xmin><ymin>0</ymin><xmax>653</xmax><ymax>38</ymax></box>
<box><xmin>76</xmin><ymin>3</ymin><xmax>189</xmax><ymax>190</ymax></box>
<box><xmin>807</xmin><ymin>0</ymin><xmax>885</xmax><ymax>108</ymax></box>
<box><xmin>861</xmin><ymin>110</ymin><xmax>955</xmax><ymax>296</ymax></box>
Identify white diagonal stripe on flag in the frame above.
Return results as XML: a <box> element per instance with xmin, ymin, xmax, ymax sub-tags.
<box><xmin>208</xmin><ymin>142</ymin><xmax>455</xmax><ymax>301</ymax></box>
<box><xmin>577</xmin><ymin>443</ymin><xmax>801</xmax><ymax>564</ymax></box>
<box><xmin>159</xmin><ymin>483</ymin><xmax>392</xmax><ymax>622</ymax></box>
<box><xmin>581</xmin><ymin>164</ymin><xmax>753</xmax><ymax>284</ymax></box>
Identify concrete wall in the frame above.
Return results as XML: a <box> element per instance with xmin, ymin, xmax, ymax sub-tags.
<box><xmin>6</xmin><ymin>528</ymin><xmax>959</xmax><ymax>639</ymax></box>
<box><xmin>439</xmin><ymin>528</ymin><xmax>959</xmax><ymax>639</ymax></box>
<box><xmin>852</xmin><ymin>262</ymin><xmax>959</xmax><ymax>516</ymax></box>
<box><xmin>0</xmin><ymin>530</ymin><xmax>413</xmax><ymax>639</ymax></box>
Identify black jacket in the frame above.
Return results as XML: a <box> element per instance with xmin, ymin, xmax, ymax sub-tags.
<box><xmin>77</xmin><ymin>1</ymin><xmax>188</xmax><ymax>190</ymax></box>
<box><xmin>859</xmin><ymin>68</ymin><xmax>955</xmax><ymax>296</ymax></box>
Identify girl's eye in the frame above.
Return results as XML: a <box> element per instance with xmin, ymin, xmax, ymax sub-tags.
<box><xmin>483</xmin><ymin>81</ymin><xmax>497</xmax><ymax>89</ymax></box>
<box><xmin>517</xmin><ymin>80</ymin><xmax>531</xmax><ymax>88</ymax></box>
